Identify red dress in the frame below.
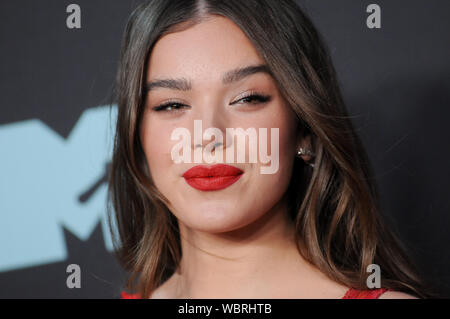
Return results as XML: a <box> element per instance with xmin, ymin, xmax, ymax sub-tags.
<box><xmin>341</xmin><ymin>288</ymin><xmax>389</xmax><ymax>299</ymax></box>
<box><xmin>121</xmin><ymin>288</ymin><xmax>389</xmax><ymax>299</ymax></box>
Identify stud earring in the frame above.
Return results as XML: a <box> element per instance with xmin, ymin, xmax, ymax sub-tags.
<box><xmin>296</xmin><ymin>147</ymin><xmax>315</xmax><ymax>157</ymax></box>
<box><xmin>296</xmin><ymin>147</ymin><xmax>315</xmax><ymax>168</ymax></box>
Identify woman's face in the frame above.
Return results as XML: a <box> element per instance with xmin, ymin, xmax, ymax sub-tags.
<box><xmin>140</xmin><ymin>16</ymin><xmax>300</xmax><ymax>233</ymax></box>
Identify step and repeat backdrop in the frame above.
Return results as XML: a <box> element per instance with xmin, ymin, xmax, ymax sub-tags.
<box><xmin>0</xmin><ymin>0</ymin><xmax>449</xmax><ymax>298</ymax></box>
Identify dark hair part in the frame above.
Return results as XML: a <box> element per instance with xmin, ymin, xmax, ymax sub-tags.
<box><xmin>107</xmin><ymin>0</ymin><xmax>437</xmax><ymax>298</ymax></box>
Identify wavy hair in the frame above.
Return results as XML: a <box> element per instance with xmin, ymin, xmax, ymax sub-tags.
<box><xmin>107</xmin><ymin>0</ymin><xmax>436</xmax><ymax>298</ymax></box>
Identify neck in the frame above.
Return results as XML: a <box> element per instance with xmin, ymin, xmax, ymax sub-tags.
<box><xmin>169</xmin><ymin>199</ymin><xmax>317</xmax><ymax>298</ymax></box>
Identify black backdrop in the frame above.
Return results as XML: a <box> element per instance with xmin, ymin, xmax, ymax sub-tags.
<box><xmin>0</xmin><ymin>0</ymin><xmax>449</xmax><ymax>298</ymax></box>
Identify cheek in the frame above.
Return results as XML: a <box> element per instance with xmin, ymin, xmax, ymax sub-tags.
<box><xmin>260</xmin><ymin>105</ymin><xmax>298</xmax><ymax>189</ymax></box>
<box><xmin>140</xmin><ymin>116</ymin><xmax>176</xmax><ymax>180</ymax></box>
<box><xmin>256</xmin><ymin>104</ymin><xmax>298</xmax><ymax>166</ymax></box>
<box><xmin>237</xmin><ymin>105</ymin><xmax>297</xmax><ymax>212</ymax></box>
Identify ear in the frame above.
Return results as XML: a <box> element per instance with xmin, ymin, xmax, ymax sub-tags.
<box><xmin>296</xmin><ymin>133</ymin><xmax>311</xmax><ymax>150</ymax></box>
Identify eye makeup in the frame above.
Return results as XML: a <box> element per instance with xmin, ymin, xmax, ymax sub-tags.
<box><xmin>151</xmin><ymin>90</ymin><xmax>271</xmax><ymax>113</ymax></box>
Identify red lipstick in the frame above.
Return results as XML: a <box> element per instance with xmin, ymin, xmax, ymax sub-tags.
<box><xmin>182</xmin><ymin>164</ymin><xmax>244</xmax><ymax>191</ymax></box>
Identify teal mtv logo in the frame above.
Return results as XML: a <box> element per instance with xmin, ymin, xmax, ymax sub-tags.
<box><xmin>0</xmin><ymin>105</ymin><xmax>118</xmax><ymax>272</ymax></box>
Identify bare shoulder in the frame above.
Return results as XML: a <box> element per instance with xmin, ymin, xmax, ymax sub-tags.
<box><xmin>379</xmin><ymin>291</ymin><xmax>419</xmax><ymax>299</ymax></box>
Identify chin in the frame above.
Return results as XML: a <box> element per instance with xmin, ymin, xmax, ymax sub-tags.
<box><xmin>176</xmin><ymin>201</ymin><xmax>258</xmax><ymax>234</ymax></box>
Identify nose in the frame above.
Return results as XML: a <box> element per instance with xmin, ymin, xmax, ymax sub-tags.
<box><xmin>190</xmin><ymin>99</ymin><xmax>231</xmax><ymax>154</ymax></box>
<box><xmin>194</xmin><ymin>141</ymin><xmax>223</xmax><ymax>155</ymax></box>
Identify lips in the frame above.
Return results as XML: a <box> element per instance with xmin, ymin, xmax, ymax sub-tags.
<box><xmin>182</xmin><ymin>164</ymin><xmax>244</xmax><ymax>191</ymax></box>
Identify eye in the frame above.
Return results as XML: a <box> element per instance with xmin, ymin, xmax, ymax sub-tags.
<box><xmin>231</xmin><ymin>92</ymin><xmax>271</xmax><ymax>106</ymax></box>
<box><xmin>152</xmin><ymin>101</ymin><xmax>190</xmax><ymax>112</ymax></box>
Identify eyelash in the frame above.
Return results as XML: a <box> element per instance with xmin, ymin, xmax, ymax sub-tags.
<box><xmin>152</xmin><ymin>92</ymin><xmax>271</xmax><ymax>112</ymax></box>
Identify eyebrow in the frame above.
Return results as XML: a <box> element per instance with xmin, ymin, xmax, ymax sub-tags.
<box><xmin>144</xmin><ymin>64</ymin><xmax>272</xmax><ymax>92</ymax></box>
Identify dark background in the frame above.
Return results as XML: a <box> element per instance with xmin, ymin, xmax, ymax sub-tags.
<box><xmin>0</xmin><ymin>0</ymin><xmax>449</xmax><ymax>298</ymax></box>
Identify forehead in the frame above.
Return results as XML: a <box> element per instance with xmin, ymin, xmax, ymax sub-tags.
<box><xmin>146</xmin><ymin>16</ymin><xmax>265</xmax><ymax>85</ymax></box>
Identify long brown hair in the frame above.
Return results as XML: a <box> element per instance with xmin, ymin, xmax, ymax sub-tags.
<box><xmin>107</xmin><ymin>0</ymin><xmax>436</xmax><ymax>298</ymax></box>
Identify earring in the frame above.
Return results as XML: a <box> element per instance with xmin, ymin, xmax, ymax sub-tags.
<box><xmin>296</xmin><ymin>147</ymin><xmax>315</xmax><ymax>168</ymax></box>
<box><xmin>296</xmin><ymin>147</ymin><xmax>315</xmax><ymax>157</ymax></box>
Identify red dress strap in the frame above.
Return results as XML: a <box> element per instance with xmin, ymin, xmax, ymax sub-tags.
<box><xmin>121</xmin><ymin>291</ymin><xmax>140</xmax><ymax>299</ymax></box>
<box><xmin>122</xmin><ymin>288</ymin><xmax>390</xmax><ymax>299</ymax></box>
<box><xmin>342</xmin><ymin>288</ymin><xmax>389</xmax><ymax>299</ymax></box>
